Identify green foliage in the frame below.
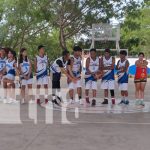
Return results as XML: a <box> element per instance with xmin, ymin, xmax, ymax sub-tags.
<box><xmin>0</xmin><ymin>0</ymin><xmax>143</xmax><ymax>59</ymax></box>
<box><xmin>121</xmin><ymin>2</ymin><xmax>150</xmax><ymax>56</ymax></box>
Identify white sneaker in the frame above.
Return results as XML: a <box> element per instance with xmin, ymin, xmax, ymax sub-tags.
<box><xmin>11</xmin><ymin>99</ymin><xmax>19</xmax><ymax>104</ymax></box>
<box><xmin>6</xmin><ymin>98</ymin><xmax>13</xmax><ymax>104</ymax></box>
<box><xmin>79</xmin><ymin>99</ymin><xmax>83</xmax><ymax>105</ymax></box>
<box><xmin>21</xmin><ymin>99</ymin><xmax>25</xmax><ymax>104</ymax></box>
<box><xmin>0</xmin><ymin>97</ymin><xmax>3</xmax><ymax>102</ymax></box>
<box><xmin>29</xmin><ymin>100</ymin><xmax>35</xmax><ymax>104</ymax></box>
<box><xmin>68</xmin><ymin>99</ymin><xmax>75</xmax><ymax>105</ymax></box>
<box><xmin>3</xmin><ymin>98</ymin><xmax>8</xmax><ymax>104</ymax></box>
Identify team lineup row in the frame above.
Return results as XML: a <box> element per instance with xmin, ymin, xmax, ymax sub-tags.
<box><xmin>0</xmin><ymin>45</ymin><xmax>148</xmax><ymax>107</ymax></box>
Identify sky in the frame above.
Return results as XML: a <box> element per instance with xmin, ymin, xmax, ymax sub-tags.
<box><xmin>110</xmin><ymin>0</ymin><xmax>144</xmax><ymax>24</ymax></box>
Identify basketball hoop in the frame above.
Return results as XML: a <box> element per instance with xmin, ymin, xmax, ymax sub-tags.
<box><xmin>89</xmin><ymin>23</ymin><xmax>120</xmax><ymax>51</ymax></box>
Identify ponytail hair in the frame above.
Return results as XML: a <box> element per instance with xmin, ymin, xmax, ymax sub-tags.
<box><xmin>19</xmin><ymin>48</ymin><xmax>28</xmax><ymax>64</ymax></box>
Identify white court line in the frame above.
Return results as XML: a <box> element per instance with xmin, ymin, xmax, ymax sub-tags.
<box><xmin>2</xmin><ymin>119</ymin><xmax>150</xmax><ymax>125</ymax></box>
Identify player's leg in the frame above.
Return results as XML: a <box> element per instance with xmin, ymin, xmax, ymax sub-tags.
<box><xmin>77</xmin><ymin>87</ymin><xmax>82</xmax><ymax>104</ymax></box>
<box><xmin>140</xmin><ymin>82</ymin><xmax>146</xmax><ymax>99</ymax></box>
<box><xmin>135</xmin><ymin>82</ymin><xmax>140</xmax><ymax>100</ymax></box>
<box><xmin>7</xmin><ymin>80</ymin><xmax>16</xmax><ymax>103</ymax></box>
<box><xmin>11</xmin><ymin>81</ymin><xmax>17</xmax><ymax>102</ymax></box>
<box><xmin>139</xmin><ymin>82</ymin><xmax>146</xmax><ymax>106</ymax></box>
<box><xmin>101</xmin><ymin>80</ymin><xmax>109</xmax><ymax>104</ymax></box>
<box><xmin>7</xmin><ymin>82</ymin><xmax>12</xmax><ymax>102</ymax></box>
<box><xmin>21</xmin><ymin>85</ymin><xmax>26</xmax><ymax>103</ymax></box>
<box><xmin>43</xmin><ymin>76</ymin><xmax>49</xmax><ymax>103</ymax></box>
<box><xmin>44</xmin><ymin>84</ymin><xmax>48</xmax><ymax>103</ymax></box>
<box><xmin>109</xmin><ymin>80</ymin><xmax>115</xmax><ymax>105</ymax></box>
<box><xmin>77</xmin><ymin>79</ymin><xmax>82</xmax><ymax>104</ymax></box>
<box><xmin>51</xmin><ymin>72</ymin><xmax>62</xmax><ymax>105</ymax></box>
<box><xmin>118</xmin><ymin>83</ymin><xmax>125</xmax><ymax>104</ymax></box>
<box><xmin>52</xmin><ymin>79</ymin><xmax>62</xmax><ymax>106</ymax></box>
<box><xmin>3</xmin><ymin>78</ymin><xmax>7</xmax><ymax>98</ymax></box>
<box><xmin>27</xmin><ymin>83</ymin><xmax>34</xmax><ymax>103</ymax></box>
<box><xmin>68</xmin><ymin>82</ymin><xmax>75</xmax><ymax>104</ymax></box>
<box><xmin>3</xmin><ymin>78</ymin><xmax>8</xmax><ymax>103</ymax></box>
<box><xmin>0</xmin><ymin>77</ymin><xmax>2</xmax><ymax>100</ymax></box>
<box><xmin>119</xmin><ymin>91</ymin><xmax>125</xmax><ymax>105</ymax></box>
<box><xmin>36</xmin><ymin>84</ymin><xmax>41</xmax><ymax>104</ymax></box>
<box><xmin>85</xmin><ymin>80</ymin><xmax>91</xmax><ymax>104</ymax></box>
<box><xmin>124</xmin><ymin>83</ymin><xmax>129</xmax><ymax>105</ymax></box>
<box><xmin>91</xmin><ymin>81</ymin><xmax>97</xmax><ymax>107</ymax></box>
<box><xmin>135</xmin><ymin>82</ymin><xmax>141</xmax><ymax>105</ymax></box>
<box><xmin>20</xmin><ymin>79</ymin><xmax>26</xmax><ymax>103</ymax></box>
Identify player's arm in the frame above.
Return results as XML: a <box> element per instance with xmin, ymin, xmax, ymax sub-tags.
<box><xmin>110</xmin><ymin>57</ymin><xmax>115</xmax><ymax>70</ymax></box>
<box><xmin>100</xmin><ymin>57</ymin><xmax>104</xmax><ymax>71</ymax></box>
<box><xmin>1</xmin><ymin>66</ymin><xmax>6</xmax><ymax>76</ymax></box>
<box><xmin>2</xmin><ymin>65</ymin><xmax>6</xmax><ymax>76</ymax></box>
<box><xmin>60</xmin><ymin>67</ymin><xmax>77</xmax><ymax>82</ymax></box>
<box><xmin>67</xmin><ymin>57</ymin><xmax>76</xmax><ymax>78</ymax></box>
<box><xmin>14</xmin><ymin>62</ymin><xmax>20</xmax><ymax>76</ymax></box>
<box><xmin>27</xmin><ymin>59</ymin><xmax>32</xmax><ymax>79</ymax></box>
<box><xmin>115</xmin><ymin>60</ymin><xmax>120</xmax><ymax>70</ymax></box>
<box><xmin>135</xmin><ymin>60</ymin><xmax>139</xmax><ymax>67</ymax></box>
<box><xmin>124</xmin><ymin>60</ymin><xmax>129</xmax><ymax>72</ymax></box>
<box><xmin>34</xmin><ymin>57</ymin><xmax>37</xmax><ymax>75</ymax></box>
<box><xmin>79</xmin><ymin>60</ymin><xmax>82</xmax><ymax>74</ymax></box>
<box><xmin>56</xmin><ymin>60</ymin><xmax>76</xmax><ymax>82</ymax></box>
<box><xmin>18</xmin><ymin>64</ymin><xmax>23</xmax><ymax>75</ymax></box>
<box><xmin>85</xmin><ymin>57</ymin><xmax>93</xmax><ymax>75</ymax></box>
<box><xmin>95</xmin><ymin>58</ymin><xmax>103</xmax><ymax>79</ymax></box>
<box><xmin>46</xmin><ymin>56</ymin><xmax>50</xmax><ymax>76</ymax></box>
<box><xmin>143</xmin><ymin>60</ymin><xmax>148</xmax><ymax>67</ymax></box>
<box><xmin>135</xmin><ymin>60</ymin><xmax>146</xmax><ymax>67</ymax></box>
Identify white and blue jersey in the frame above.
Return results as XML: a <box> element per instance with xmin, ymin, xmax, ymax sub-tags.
<box><xmin>102</xmin><ymin>56</ymin><xmax>114</xmax><ymax>81</ymax></box>
<box><xmin>85</xmin><ymin>57</ymin><xmax>99</xmax><ymax>82</ymax></box>
<box><xmin>0</xmin><ymin>57</ymin><xmax>7</xmax><ymax>72</ymax></box>
<box><xmin>36</xmin><ymin>55</ymin><xmax>48</xmax><ymax>80</ymax></box>
<box><xmin>5</xmin><ymin>59</ymin><xmax>16</xmax><ymax>80</ymax></box>
<box><xmin>50</xmin><ymin>57</ymin><xmax>68</xmax><ymax>74</ymax></box>
<box><xmin>20</xmin><ymin>59</ymin><xmax>33</xmax><ymax>79</ymax></box>
<box><xmin>70</xmin><ymin>55</ymin><xmax>81</xmax><ymax>78</ymax></box>
<box><xmin>117</xmin><ymin>60</ymin><xmax>129</xmax><ymax>84</ymax></box>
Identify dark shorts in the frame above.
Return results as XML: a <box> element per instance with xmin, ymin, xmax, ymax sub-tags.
<box><xmin>52</xmin><ymin>80</ymin><xmax>60</xmax><ymax>89</ymax></box>
<box><xmin>134</xmin><ymin>78</ymin><xmax>147</xmax><ymax>83</ymax></box>
<box><xmin>52</xmin><ymin>73</ymin><xmax>61</xmax><ymax>89</ymax></box>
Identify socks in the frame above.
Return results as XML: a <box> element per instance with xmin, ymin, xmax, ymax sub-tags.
<box><xmin>45</xmin><ymin>95</ymin><xmax>48</xmax><ymax>99</ymax></box>
<box><xmin>52</xmin><ymin>95</ymin><xmax>56</xmax><ymax>100</ymax></box>
<box><xmin>125</xmin><ymin>97</ymin><xmax>128</xmax><ymax>101</ymax></box>
<box><xmin>122</xmin><ymin>96</ymin><xmax>125</xmax><ymax>100</ymax></box>
<box><xmin>79</xmin><ymin>96</ymin><xmax>82</xmax><ymax>100</ymax></box>
<box><xmin>93</xmin><ymin>97</ymin><xmax>96</xmax><ymax>100</ymax></box>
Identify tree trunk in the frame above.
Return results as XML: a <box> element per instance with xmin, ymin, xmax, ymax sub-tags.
<box><xmin>59</xmin><ymin>26</ymin><xmax>67</xmax><ymax>50</ymax></box>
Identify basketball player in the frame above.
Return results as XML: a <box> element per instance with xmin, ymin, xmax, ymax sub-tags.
<box><xmin>134</xmin><ymin>52</ymin><xmax>148</xmax><ymax>106</ymax></box>
<box><xmin>116</xmin><ymin>50</ymin><xmax>129</xmax><ymax>105</ymax></box>
<box><xmin>0</xmin><ymin>47</ymin><xmax>7</xmax><ymax>100</ymax></box>
<box><xmin>34</xmin><ymin>45</ymin><xmax>49</xmax><ymax>104</ymax></box>
<box><xmin>50</xmin><ymin>50</ymin><xmax>77</xmax><ymax>106</ymax></box>
<box><xmin>3</xmin><ymin>49</ymin><xmax>19</xmax><ymax>103</ymax></box>
<box><xmin>18</xmin><ymin>48</ymin><xmax>33</xmax><ymax>103</ymax></box>
<box><xmin>85</xmin><ymin>48</ymin><xmax>102</xmax><ymax>107</ymax></box>
<box><xmin>67</xmin><ymin>46</ymin><xmax>82</xmax><ymax>104</ymax></box>
<box><xmin>101</xmin><ymin>48</ymin><xmax>116</xmax><ymax>105</ymax></box>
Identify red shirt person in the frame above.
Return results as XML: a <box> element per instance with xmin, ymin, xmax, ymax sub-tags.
<box><xmin>134</xmin><ymin>52</ymin><xmax>148</xmax><ymax>107</ymax></box>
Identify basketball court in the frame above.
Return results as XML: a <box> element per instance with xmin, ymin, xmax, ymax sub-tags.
<box><xmin>0</xmin><ymin>77</ymin><xmax>150</xmax><ymax>150</ymax></box>
<box><xmin>0</xmin><ymin>23</ymin><xmax>149</xmax><ymax>150</ymax></box>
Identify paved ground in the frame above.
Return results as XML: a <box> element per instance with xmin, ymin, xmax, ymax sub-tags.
<box><xmin>0</xmin><ymin>78</ymin><xmax>150</xmax><ymax>150</ymax></box>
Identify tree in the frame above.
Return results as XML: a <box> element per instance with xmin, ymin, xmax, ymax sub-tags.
<box><xmin>36</xmin><ymin>0</ymin><xmax>141</xmax><ymax>50</ymax></box>
<box><xmin>120</xmin><ymin>1</ymin><xmax>150</xmax><ymax>56</ymax></box>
